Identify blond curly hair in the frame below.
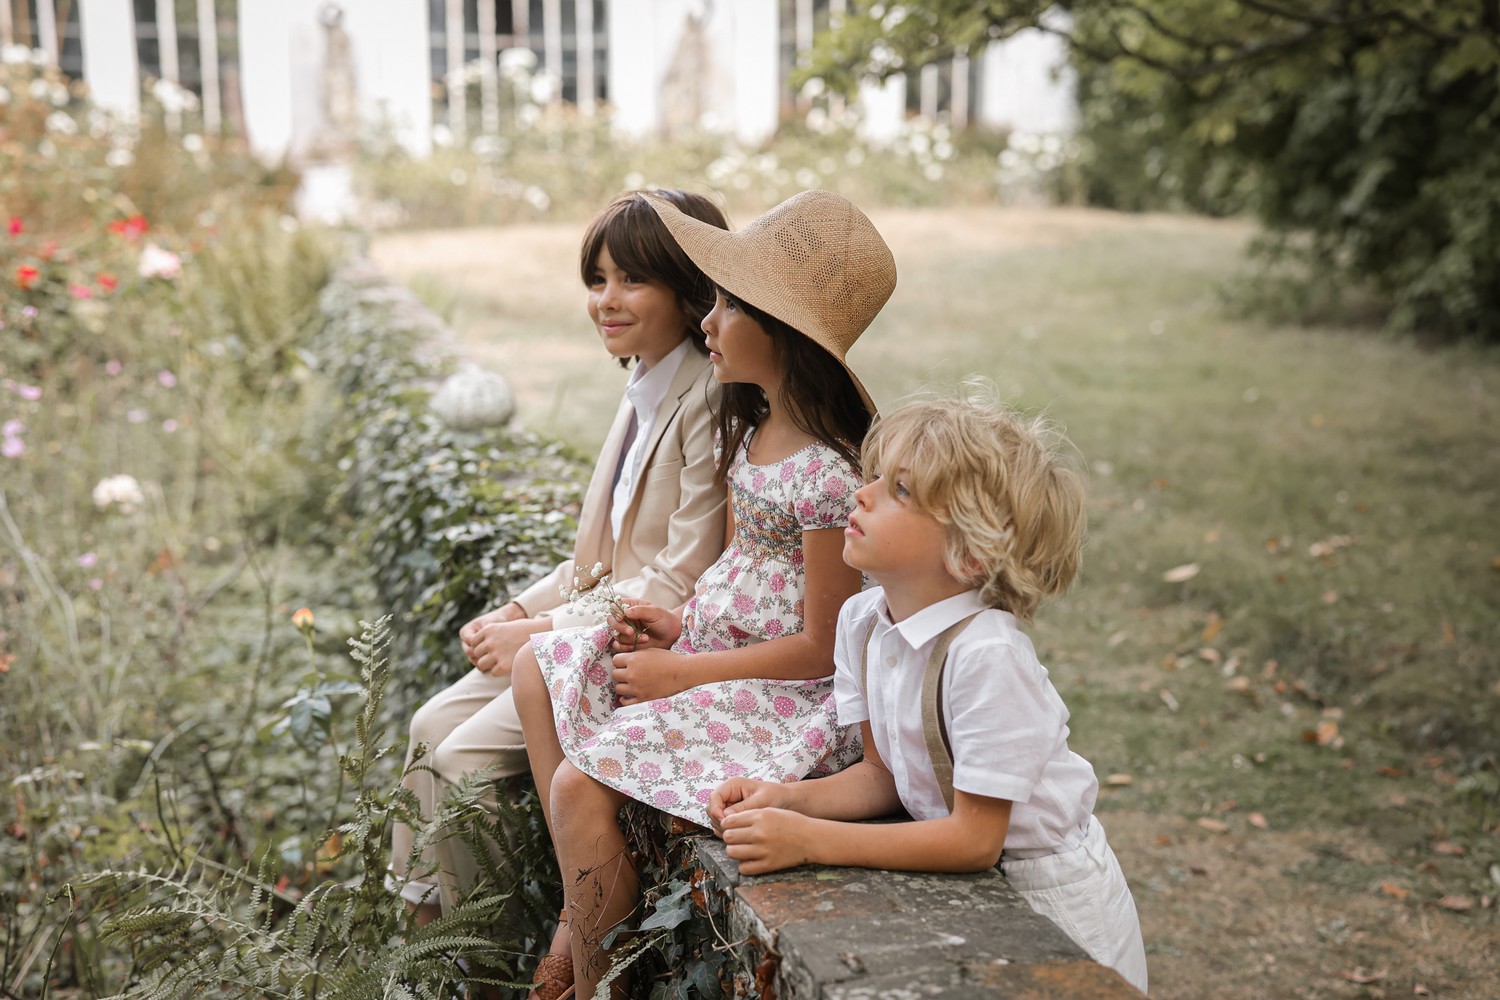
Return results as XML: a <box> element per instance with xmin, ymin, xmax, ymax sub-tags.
<box><xmin>860</xmin><ymin>385</ymin><xmax>1086</xmax><ymax>620</ymax></box>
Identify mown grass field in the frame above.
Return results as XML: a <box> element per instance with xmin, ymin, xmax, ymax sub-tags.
<box><xmin>374</xmin><ymin>206</ymin><xmax>1500</xmax><ymax>999</ymax></box>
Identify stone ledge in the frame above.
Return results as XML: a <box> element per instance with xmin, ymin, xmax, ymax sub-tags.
<box><xmin>686</xmin><ymin>836</ymin><xmax>1144</xmax><ymax>999</ymax></box>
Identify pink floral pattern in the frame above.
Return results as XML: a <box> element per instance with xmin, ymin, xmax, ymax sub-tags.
<box><xmin>532</xmin><ymin>442</ymin><xmax>864</xmax><ymax>826</ymax></box>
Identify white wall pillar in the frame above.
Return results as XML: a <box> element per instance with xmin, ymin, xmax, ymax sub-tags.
<box><xmin>607</xmin><ymin>0</ymin><xmax>661</xmax><ymax>138</ymax></box>
<box><xmin>444</xmin><ymin>0</ymin><xmax>464</xmax><ymax>142</ymax></box>
<box><xmin>351</xmin><ymin>0</ymin><xmax>432</xmax><ymax>156</ymax></box>
<box><xmin>857</xmin><ymin>73</ymin><xmax>905</xmax><ymax>147</ymax></box>
<box><xmin>78</xmin><ymin>0</ymin><xmax>140</xmax><ymax>121</ymax></box>
<box><xmin>1</xmin><ymin>2</ymin><xmax>12</xmax><ymax>47</ymax></box>
<box><xmin>977</xmin><ymin>28</ymin><xmax>1077</xmax><ymax>134</ymax></box>
<box><xmin>478</xmin><ymin>0</ymin><xmax>499</xmax><ymax>133</ymax></box>
<box><xmin>238</xmin><ymin>0</ymin><xmax>294</xmax><ymax>161</ymax></box>
<box><xmin>729</xmin><ymin>0</ymin><xmax>777</xmax><ymax>145</ymax></box>
<box><xmin>542</xmin><ymin>0</ymin><xmax>562</xmax><ymax>103</ymax></box>
<box><xmin>951</xmin><ymin>50</ymin><xmax>969</xmax><ymax>127</ymax></box>
<box><xmin>155</xmin><ymin>0</ymin><xmax>181</xmax><ymax>130</ymax></box>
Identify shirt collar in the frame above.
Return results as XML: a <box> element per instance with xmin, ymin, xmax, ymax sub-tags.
<box><xmin>886</xmin><ymin>589</ymin><xmax>989</xmax><ymax>650</ymax></box>
<box><xmin>624</xmin><ymin>340</ymin><xmax>690</xmax><ymax>421</ymax></box>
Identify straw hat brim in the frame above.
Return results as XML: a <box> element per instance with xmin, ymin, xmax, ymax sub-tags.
<box><xmin>643</xmin><ymin>190</ymin><xmax>894</xmax><ymax>415</ymax></box>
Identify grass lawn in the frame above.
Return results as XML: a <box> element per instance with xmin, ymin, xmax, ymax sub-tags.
<box><xmin>373</xmin><ymin>206</ymin><xmax>1500</xmax><ymax>999</ymax></box>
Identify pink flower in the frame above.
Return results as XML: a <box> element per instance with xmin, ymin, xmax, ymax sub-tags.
<box><xmin>638</xmin><ymin>762</ymin><xmax>661</xmax><ymax>780</ymax></box>
<box><xmin>773</xmin><ymin>696</ymin><xmax>797</xmax><ymax>719</ymax></box>
<box><xmin>551</xmin><ymin>640</ymin><xmax>574</xmax><ymax>664</ymax></box>
<box><xmin>733</xmin><ymin>688</ymin><xmax>758</xmax><ymax>713</ymax></box>
<box><xmin>805</xmin><ymin>458</ymin><xmax>823</xmax><ymax>476</ymax></box>
<box><xmin>696</xmin><ymin>788</ymin><xmax>714</xmax><ymax>803</ymax></box>
<box><xmin>14</xmin><ymin>265</ymin><xmax>38</xmax><ymax>289</ymax></box>
<box><xmin>108</xmin><ymin>214</ymin><xmax>149</xmax><ymax>240</ymax></box>
<box><xmin>749</xmin><ymin>725</ymin><xmax>772</xmax><ymax>745</ymax></box>
<box><xmin>7</xmin><ymin>217</ymin><xmax>21</xmax><ymax>235</ymax></box>
<box><xmin>78</xmin><ymin>552</ymin><xmax>97</xmax><ymax>568</ymax></box>
<box><xmin>822</xmin><ymin>476</ymin><xmax>850</xmax><ymax>499</ymax></box>
<box><xmin>69</xmin><ymin>283</ymin><xmax>93</xmax><ymax>299</ymax></box>
<box><xmin>801</xmin><ymin>728</ymin><xmax>827</xmax><ymax>750</ymax></box>
<box><xmin>127</xmin><ymin>409</ymin><xmax>146</xmax><ymax>423</ymax></box>
<box><xmin>691</xmin><ymin>689</ymin><xmax>715</xmax><ymax>708</ymax></box>
<box><xmin>586</xmin><ymin>661</ymin><xmax>607</xmax><ymax>684</ymax></box>
<box><xmin>16</xmin><ymin>384</ymin><xmax>40</xmax><ymax>401</ymax></box>
<box><xmin>769</xmin><ymin>572</ymin><xmax>786</xmax><ymax>593</ymax></box>
<box><xmin>796</xmin><ymin>499</ymin><xmax>816</xmax><ymax>522</ymax></box>
<box><xmin>162</xmin><ymin>419</ymin><xmax>178</xmax><ymax>433</ymax></box>
<box><xmin>626</xmin><ymin>725</ymin><xmax>646</xmax><ymax>742</ymax></box>
<box><xmin>650</xmin><ymin>698</ymin><xmax>672</xmax><ymax>712</ymax></box>
<box><xmin>98</xmin><ymin>273</ymin><xmax>118</xmax><ymax>292</ymax></box>
<box><xmin>683</xmin><ymin>760</ymin><xmax>704</xmax><ymax>777</ymax></box>
<box><xmin>764</xmin><ymin>619</ymin><xmax>784</xmax><ymax>638</ymax></box>
<box><xmin>1</xmin><ymin>437</ymin><xmax>23</xmax><ymax>459</ymax></box>
<box><xmin>2</xmin><ymin>420</ymin><xmax>22</xmax><ymax>437</ymax></box>
<box><xmin>732</xmin><ymin>592</ymin><xmax>754</xmax><ymax>615</ymax></box>
<box><xmin>157</xmin><ymin>370</ymin><xmax>177</xmax><ymax>388</ymax></box>
<box><xmin>653</xmin><ymin>790</ymin><xmax>681</xmax><ymax>808</ymax></box>
<box><xmin>105</xmin><ymin>360</ymin><xmax>123</xmax><ymax>375</ymax></box>
<box><xmin>780</xmin><ymin>461</ymin><xmax>795</xmax><ymax>482</ymax></box>
<box><xmin>706</xmin><ymin>721</ymin><xmax>731</xmax><ymax>744</ymax></box>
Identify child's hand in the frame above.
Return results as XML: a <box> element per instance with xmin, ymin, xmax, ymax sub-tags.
<box><xmin>717</xmin><ymin>808</ymin><xmax>815</xmax><ymax>875</ymax></box>
<box><xmin>610</xmin><ymin>648</ymin><xmax>691</xmax><ymax>704</ymax></box>
<box><xmin>608</xmin><ymin>599</ymin><xmax>682</xmax><ymax>653</ymax></box>
<box><xmin>707</xmin><ymin>777</ymin><xmax>791</xmax><ymax>831</ymax></box>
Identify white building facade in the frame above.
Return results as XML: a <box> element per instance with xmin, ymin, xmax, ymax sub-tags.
<box><xmin>6</xmin><ymin>0</ymin><xmax>1074</xmax><ymax>163</ymax></box>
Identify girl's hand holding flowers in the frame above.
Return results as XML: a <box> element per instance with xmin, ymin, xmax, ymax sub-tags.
<box><xmin>608</xmin><ymin>599</ymin><xmax>682</xmax><ymax>653</ymax></box>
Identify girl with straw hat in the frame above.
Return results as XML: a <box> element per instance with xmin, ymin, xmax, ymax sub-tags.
<box><xmin>512</xmin><ymin>190</ymin><xmax>897</xmax><ymax>999</ymax></box>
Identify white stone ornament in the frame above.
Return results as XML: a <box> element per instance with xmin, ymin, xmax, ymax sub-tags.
<box><xmin>430</xmin><ymin>364</ymin><xmax>515</xmax><ymax>431</ymax></box>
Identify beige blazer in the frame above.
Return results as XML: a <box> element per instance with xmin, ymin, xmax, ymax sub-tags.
<box><xmin>511</xmin><ymin>355</ymin><xmax>726</xmax><ymax>629</ymax></box>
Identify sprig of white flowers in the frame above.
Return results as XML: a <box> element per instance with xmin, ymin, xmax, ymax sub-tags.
<box><xmin>561</xmin><ymin>561</ymin><xmax>639</xmax><ymax>650</ymax></box>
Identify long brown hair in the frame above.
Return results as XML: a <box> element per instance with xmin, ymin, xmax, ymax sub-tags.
<box><xmin>714</xmin><ymin>290</ymin><xmax>872</xmax><ymax>482</ymax></box>
<box><xmin>579</xmin><ymin>190</ymin><xmax>729</xmax><ymax>368</ymax></box>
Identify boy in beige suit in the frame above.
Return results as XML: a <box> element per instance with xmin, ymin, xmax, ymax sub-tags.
<box><xmin>390</xmin><ymin>191</ymin><xmax>729</xmax><ymax>932</ymax></box>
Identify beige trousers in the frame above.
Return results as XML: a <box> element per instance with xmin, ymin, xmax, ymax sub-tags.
<box><xmin>390</xmin><ymin>667</ymin><xmax>531</xmax><ymax>912</ymax></box>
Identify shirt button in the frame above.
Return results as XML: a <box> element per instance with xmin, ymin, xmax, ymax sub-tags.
<box><xmin>885</xmin><ymin>656</ymin><xmax>897</xmax><ymax>667</ymax></box>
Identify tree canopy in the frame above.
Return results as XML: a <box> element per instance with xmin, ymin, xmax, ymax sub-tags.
<box><xmin>807</xmin><ymin>1</ymin><xmax>1500</xmax><ymax>338</ymax></box>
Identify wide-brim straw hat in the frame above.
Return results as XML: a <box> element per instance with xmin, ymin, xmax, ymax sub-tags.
<box><xmin>643</xmin><ymin>188</ymin><xmax>896</xmax><ymax>414</ymax></box>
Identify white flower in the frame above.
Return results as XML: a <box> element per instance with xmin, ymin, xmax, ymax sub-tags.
<box><xmin>498</xmin><ymin>47</ymin><xmax>537</xmax><ymax>79</ymax></box>
<box><xmin>138</xmin><ymin>243</ymin><xmax>182</xmax><ymax>280</ymax></box>
<box><xmin>44</xmin><ymin>110</ymin><xmax>77</xmax><ymax>134</ymax></box>
<box><xmin>528</xmin><ymin>72</ymin><xmax>557</xmax><ymax>105</ymax></box>
<box><xmin>182</xmin><ymin>132</ymin><xmax>204</xmax><ymax>153</ymax></box>
<box><xmin>1</xmin><ymin>43</ymin><xmax>31</xmax><ymax>65</ymax></box>
<box><xmin>0</xmin><ymin>86</ymin><xmax>11</xmax><ymax>106</ymax></box>
<box><xmin>92</xmin><ymin>474</ymin><xmax>145</xmax><ymax>513</ymax></box>
<box><xmin>523</xmin><ymin>185</ymin><xmax>550</xmax><ymax>212</ymax></box>
<box><xmin>151</xmin><ymin>77</ymin><xmax>199</xmax><ymax>114</ymax></box>
<box><xmin>106</xmin><ymin>147</ymin><xmax>134</xmax><ymax>168</ymax></box>
<box><xmin>431</xmin><ymin>124</ymin><xmax>454</xmax><ymax>148</ymax></box>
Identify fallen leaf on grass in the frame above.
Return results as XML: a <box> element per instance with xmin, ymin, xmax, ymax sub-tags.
<box><xmin>1160</xmin><ymin>689</ymin><xmax>1180</xmax><ymax>712</ymax></box>
<box><xmin>1440</xmin><ymin>620</ymin><xmax>1456</xmax><ymax>645</ymax></box>
<box><xmin>1435</xmin><ymin>895</ymin><xmax>1473</xmax><ymax>912</ymax></box>
<box><xmin>1321</xmin><ymin>590</ymin><xmax>1339</xmax><ymax>604</ymax></box>
<box><xmin>1226</xmin><ymin>676</ymin><xmax>1252</xmax><ymax>693</ymax></box>
<box><xmin>1338</xmin><ymin>968</ymin><xmax>1387</xmax><ymax>984</ymax></box>
<box><xmin>1197</xmin><ymin>647</ymin><xmax>1222</xmax><ymax>664</ymax></box>
<box><xmin>1432</xmin><ymin>841</ymin><xmax>1466</xmax><ymax>857</ymax></box>
<box><xmin>1162</xmin><ymin>562</ymin><xmax>1199</xmax><ymax>583</ymax></box>
<box><xmin>1414</xmin><ymin>984</ymin><xmax>1433</xmax><ymax>997</ymax></box>
<box><xmin>1379</xmin><ymin>882</ymin><xmax>1410</xmax><ymax>900</ymax></box>
<box><xmin>1201</xmin><ymin>613</ymin><xmax>1222</xmax><ymax>643</ymax></box>
<box><xmin>1377</xmin><ymin>766</ymin><xmax>1404</xmax><ymax>778</ymax></box>
<box><xmin>1247</xmin><ymin>812</ymin><xmax>1268</xmax><ymax>829</ymax></box>
<box><xmin>1105</xmin><ymin>773</ymin><xmax>1134</xmax><ymax>786</ymax></box>
<box><xmin>1196</xmin><ymin>817</ymin><xmax>1229</xmax><ymax>834</ymax></box>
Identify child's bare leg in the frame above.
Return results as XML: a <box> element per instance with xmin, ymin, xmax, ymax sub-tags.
<box><xmin>551</xmin><ymin>762</ymin><xmax>636</xmax><ymax>1000</ymax></box>
<box><xmin>511</xmin><ymin>642</ymin><xmax>574</xmax><ymax>991</ymax></box>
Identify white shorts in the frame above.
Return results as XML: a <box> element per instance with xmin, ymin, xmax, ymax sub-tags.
<box><xmin>1001</xmin><ymin>817</ymin><xmax>1149</xmax><ymax>994</ymax></box>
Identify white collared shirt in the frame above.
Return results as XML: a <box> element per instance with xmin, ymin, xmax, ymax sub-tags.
<box><xmin>832</xmin><ymin>587</ymin><xmax>1099</xmax><ymax>852</ymax></box>
<box><xmin>609</xmin><ymin>339</ymin><xmax>691</xmax><ymax>541</ymax></box>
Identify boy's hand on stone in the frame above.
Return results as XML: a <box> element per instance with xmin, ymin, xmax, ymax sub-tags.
<box><xmin>610</xmin><ymin>648</ymin><xmax>690</xmax><ymax>703</ymax></box>
<box><xmin>718</xmin><ymin>808</ymin><xmax>814</xmax><ymax>875</ymax></box>
<box><xmin>608</xmin><ymin>599</ymin><xmax>681</xmax><ymax>653</ymax></box>
<box><xmin>708</xmin><ymin>777</ymin><xmax>790</xmax><ymax>831</ymax></box>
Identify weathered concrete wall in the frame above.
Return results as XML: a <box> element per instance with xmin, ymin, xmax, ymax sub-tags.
<box><xmin>686</xmin><ymin>835</ymin><xmax>1144</xmax><ymax>999</ymax></box>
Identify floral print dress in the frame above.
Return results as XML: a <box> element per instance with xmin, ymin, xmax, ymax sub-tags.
<box><xmin>530</xmin><ymin>441</ymin><xmax>865</xmax><ymax>826</ymax></box>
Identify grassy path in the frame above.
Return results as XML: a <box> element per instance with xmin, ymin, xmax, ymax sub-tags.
<box><xmin>374</xmin><ymin>207</ymin><xmax>1499</xmax><ymax>999</ymax></box>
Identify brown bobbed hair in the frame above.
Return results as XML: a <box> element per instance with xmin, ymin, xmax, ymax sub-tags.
<box><xmin>579</xmin><ymin>189</ymin><xmax>729</xmax><ymax>368</ymax></box>
<box><xmin>714</xmin><ymin>289</ymin><xmax>872</xmax><ymax>483</ymax></box>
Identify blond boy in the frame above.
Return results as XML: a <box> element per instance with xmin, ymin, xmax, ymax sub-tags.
<box><xmin>709</xmin><ymin>392</ymin><xmax>1148</xmax><ymax>993</ymax></box>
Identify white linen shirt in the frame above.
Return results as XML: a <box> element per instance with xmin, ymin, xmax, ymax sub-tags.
<box><xmin>832</xmin><ymin>587</ymin><xmax>1099</xmax><ymax>853</ymax></box>
<box><xmin>609</xmin><ymin>339</ymin><xmax>691</xmax><ymax>542</ymax></box>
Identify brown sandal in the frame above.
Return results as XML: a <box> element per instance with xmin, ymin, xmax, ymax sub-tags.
<box><xmin>529</xmin><ymin>909</ymin><xmax>575</xmax><ymax>1000</ymax></box>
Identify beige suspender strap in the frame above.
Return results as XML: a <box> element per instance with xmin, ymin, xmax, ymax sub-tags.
<box><xmin>858</xmin><ymin>611</ymin><xmax>983</xmax><ymax>815</ymax></box>
<box><xmin>922</xmin><ymin>612</ymin><xmax>983</xmax><ymax>814</ymax></box>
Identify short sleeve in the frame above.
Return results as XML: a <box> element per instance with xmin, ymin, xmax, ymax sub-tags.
<box><xmin>792</xmin><ymin>448</ymin><xmax>860</xmax><ymax>531</ymax></box>
<box><xmin>831</xmin><ymin>597</ymin><xmax>870</xmax><ymax>726</ymax></box>
<box><xmin>945</xmin><ymin>636</ymin><xmax>1070</xmax><ymax>804</ymax></box>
